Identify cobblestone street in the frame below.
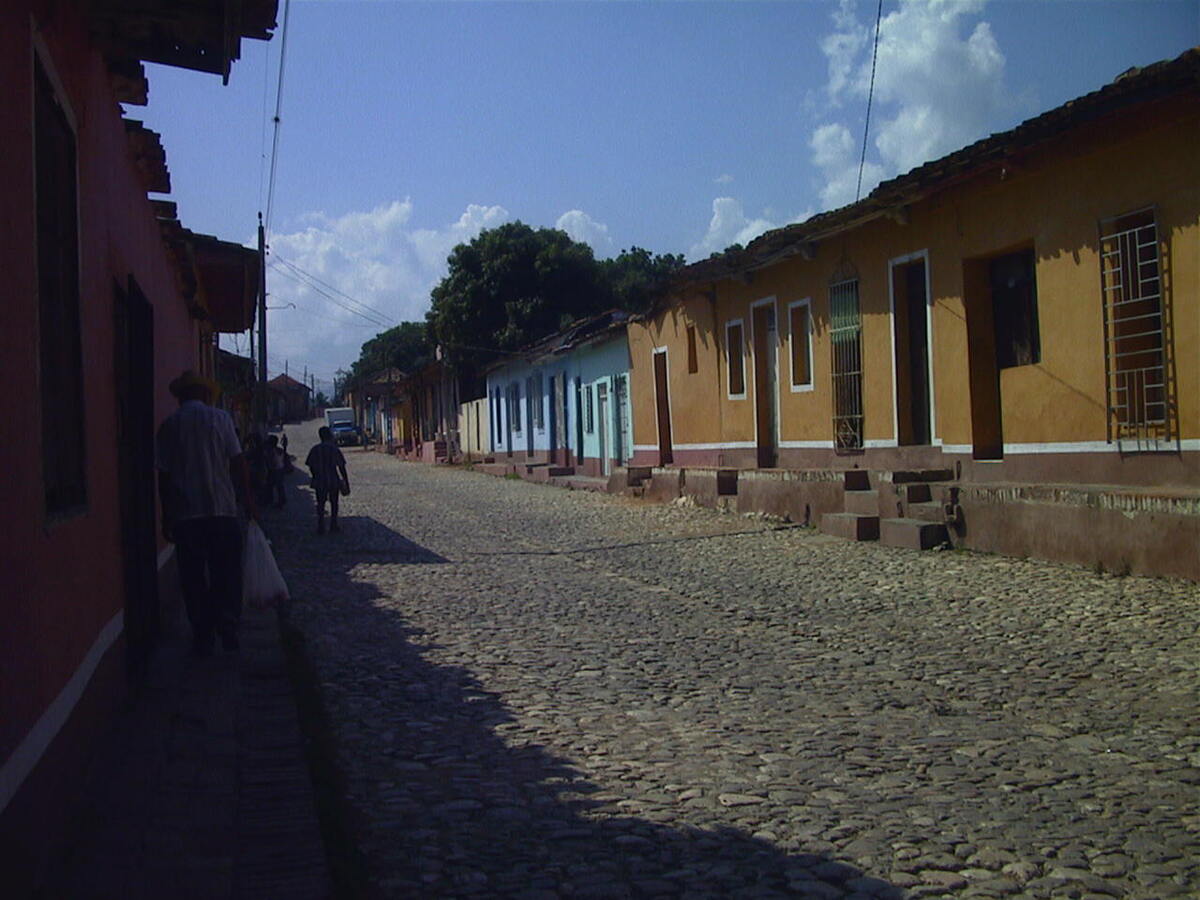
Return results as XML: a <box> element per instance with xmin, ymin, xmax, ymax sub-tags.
<box><xmin>272</xmin><ymin>421</ymin><xmax>1199</xmax><ymax>899</ymax></box>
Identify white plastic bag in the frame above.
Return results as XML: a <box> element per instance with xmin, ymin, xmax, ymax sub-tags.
<box><xmin>243</xmin><ymin>520</ymin><xmax>289</xmax><ymax>609</ymax></box>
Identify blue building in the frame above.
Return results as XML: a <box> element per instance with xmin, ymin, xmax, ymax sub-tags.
<box><xmin>486</xmin><ymin>311</ymin><xmax>633</xmax><ymax>479</ymax></box>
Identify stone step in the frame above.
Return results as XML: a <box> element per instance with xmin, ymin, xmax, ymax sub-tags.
<box><xmin>904</xmin><ymin>483</ymin><xmax>932</xmax><ymax>503</ymax></box>
<box><xmin>906</xmin><ymin>501</ymin><xmax>945</xmax><ymax>523</ymax></box>
<box><xmin>880</xmin><ymin>517</ymin><xmax>948</xmax><ymax>550</ymax></box>
<box><xmin>624</xmin><ymin>466</ymin><xmax>653</xmax><ymax>487</ymax></box>
<box><xmin>843</xmin><ymin>489</ymin><xmax>880</xmax><ymax>516</ymax></box>
<box><xmin>554</xmin><ymin>475</ymin><xmax>608</xmax><ymax>492</ymax></box>
<box><xmin>843</xmin><ymin>469</ymin><xmax>872</xmax><ymax>492</ymax></box>
<box><xmin>547</xmin><ymin>466</ymin><xmax>574</xmax><ymax>477</ymax></box>
<box><xmin>475</xmin><ymin>463</ymin><xmax>513</xmax><ymax>478</ymax></box>
<box><xmin>891</xmin><ymin>468</ymin><xmax>956</xmax><ymax>484</ymax></box>
<box><xmin>820</xmin><ymin>512</ymin><xmax>880</xmax><ymax>541</ymax></box>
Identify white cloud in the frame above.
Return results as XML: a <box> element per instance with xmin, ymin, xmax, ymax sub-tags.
<box><xmin>689</xmin><ymin>197</ymin><xmax>779</xmax><ymax>260</ymax></box>
<box><xmin>810</xmin><ymin>0</ymin><xmax>1013</xmax><ymax>211</ymax></box>
<box><xmin>809</xmin><ymin>122</ymin><xmax>886</xmax><ymax>211</ymax></box>
<box><xmin>555</xmin><ymin>209</ymin><xmax>614</xmax><ymax>256</ymax></box>
<box><xmin>714</xmin><ymin>173</ymin><xmax>735</xmax><ymax>185</ymax></box>
<box><xmin>249</xmin><ymin>199</ymin><xmax>509</xmax><ymax>385</ymax></box>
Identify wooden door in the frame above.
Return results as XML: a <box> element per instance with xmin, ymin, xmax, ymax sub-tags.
<box><xmin>653</xmin><ymin>350</ymin><xmax>673</xmax><ymax>465</ymax></box>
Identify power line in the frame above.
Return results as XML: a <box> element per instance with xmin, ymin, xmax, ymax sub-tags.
<box><xmin>272</xmin><ymin>254</ymin><xmax>397</xmax><ymax>324</ymax></box>
<box><xmin>267</xmin><ymin>263</ymin><xmax>393</xmax><ymax>328</ymax></box>
<box><xmin>856</xmin><ymin>0</ymin><xmax>885</xmax><ymax>203</ymax></box>
<box><xmin>264</xmin><ymin>0</ymin><xmax>293</xmax><ymax>235</ymax></box>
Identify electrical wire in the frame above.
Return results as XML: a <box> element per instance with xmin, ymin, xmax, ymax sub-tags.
<box><xmin>272</xmin><ymin>254</ymin><xmax>397</xmax><ymax>324</ymax></box>
<box><xmin>264</xmin><ymin>0</ymin><xmax>292</xmax><ymax>235</ymax></box>
<box><xmin>855</xmin><ymin>0</ymin><xmax>885</xmax><ymax>203</ymax></box>
<box><xmin>267</xmin><ymin>263</ymin><xmax>394</xmax><ymax>328</ymax></box>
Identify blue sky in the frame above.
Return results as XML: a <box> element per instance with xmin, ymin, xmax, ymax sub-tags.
<box><xmin>136</xmin><ymin>0</ymin><xmax>1198</xmax><ymax>391</ymax></box>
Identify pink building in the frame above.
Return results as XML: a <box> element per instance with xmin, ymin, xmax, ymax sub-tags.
<box><xmin>0</xmin><ymin>1</ymin><xmax>273</xmax><ymax>890</ymax></box>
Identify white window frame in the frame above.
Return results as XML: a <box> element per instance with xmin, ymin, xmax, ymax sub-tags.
<box><xmin>725</xmin><ymin>318</ymin><xmax>747</xmax><ymax>400</ymax></box>
<box><xmin>787</xmin><ymin>298</ymin><xmax>814</xmax><ymax>393</ymax></box>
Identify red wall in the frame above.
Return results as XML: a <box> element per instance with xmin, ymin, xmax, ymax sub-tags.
<box><xmin>0</xmin><ymin>2</ymin><xmax>199</xmax><ymax>768</ymax></box>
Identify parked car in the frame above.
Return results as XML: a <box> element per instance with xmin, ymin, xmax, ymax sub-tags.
<box><xmin>331</xmin><ymin>422</ymin><xmax>359</xmax><ymax>446</ymax></box>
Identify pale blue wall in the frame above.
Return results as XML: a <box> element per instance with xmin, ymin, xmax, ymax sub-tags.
<box><xmin>485</xmin><ymin>332</ymin><xmax>631</xmax><ymax>466</ymax></box>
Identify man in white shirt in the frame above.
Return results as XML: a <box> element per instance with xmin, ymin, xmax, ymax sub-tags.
<box><xmin>156</xmin><ymin>371</ymin><xmax>257</xmax><ymax>655</ymax></box>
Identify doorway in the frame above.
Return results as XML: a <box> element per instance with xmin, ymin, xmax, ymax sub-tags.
<box><xmin>653</xmin><ymin>350</ymin><xmax>673</xmax><ymax>465</ymax></box>
<box><xmin>597</xmin><ymin>383</ymin><xmax>610</xmax><ymax>476</ymax></box>
<box><xmin>752</xmin><ymin>302</ymin><xmax>779</xmax><ymax>467</ymax></box>
<box><xmin>891</xmin><ymin>256</ymin><xmax>932</xmax><ymax>445</ymax></box>
<box><xmin>114</xmin><ymin>277</ymin><xmax>158</xmax><ymax>680</ymax></box>
<box><xmin>613</xmin><ymin>374</ymin><xmax>629</xmax><ymax>467</ymax></box>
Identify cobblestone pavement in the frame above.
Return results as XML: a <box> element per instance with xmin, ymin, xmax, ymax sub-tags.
<box><xmin>274</xmin><ymin>421</ymin><xmax>1199</xmax><ymax>899</ymax></box>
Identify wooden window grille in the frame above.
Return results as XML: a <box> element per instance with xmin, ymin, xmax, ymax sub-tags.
<box><xmin>829</xmin><ymin>267</ymin><xmax>863</xmax><ymax>450</ymax></box>
<box><xmin>508</xmin><ymin>383</ymin><xmax>521</xmax><ymax>433</ymax></box>
<box><xmin>686</xmin><ymin>325</ymin><xmax>698</xmax><ymax>373</ymax></box>
<box><xmin>585</xmin><ymin>385</ymin><xmax>594</xmax><ymax>433</ymax></box>
<box><xmin>789</xmin><ymin>301</ymin><xmax>812</xmax><ymax>387</ymax></box>
<box><xmin>533</xmin><ymin>373</ymin><xmax>545</xmax><ymax>430</ymax></box>
<box><xmin>726</xmin><ymin>321</ymin><xmax>745</xmax><ymax>396</ymax></box>
<box><xmin>36</xmin><ymin>59</ymin><xmax>87</xmax><ymax>514</ymax></box>
<box><xmin>1099</xmin><ymin>208</ymin><xmax>1175</xmax><ymax>451</ymax></box>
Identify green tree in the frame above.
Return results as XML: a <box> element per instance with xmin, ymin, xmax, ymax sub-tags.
<box><xmin>426</xmin><ymin>222</ymin><xmax>609</xmax><ymax>373</ymax></box>
<box><xmin>347</xmin><ymin>321</ymin><xmax>432</xmax><ymax>386</ymax></box>
<box><xmin>601</xmin><ymin>247</ymin><xmax>686</xmax><ymax>315</ymax></box>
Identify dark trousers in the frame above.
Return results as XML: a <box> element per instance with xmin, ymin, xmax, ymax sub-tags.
<box><xmin>315</xmin><ymin>488</ymin><xmax>339</xmax><ymax>522</ymax></box>
<box><xmin>174</xmin><ymin>516</ymin><xmax>243</xmax><ymax>643</ymax></box>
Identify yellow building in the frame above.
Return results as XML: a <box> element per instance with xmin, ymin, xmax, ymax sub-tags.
<box><xmin>627</xmin><ymin>49</ymin><xmax>1199</xmax><ymax>579</ymax></box>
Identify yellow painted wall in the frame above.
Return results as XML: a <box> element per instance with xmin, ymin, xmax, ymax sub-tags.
<box><xmin>631</xmin><ymin>95</ymin><xmax>1198</xmax><ymax>455</ymax></box>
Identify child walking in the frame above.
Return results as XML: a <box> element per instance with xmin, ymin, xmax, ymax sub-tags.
<box><xmin>306</xmin><ymin>426</ymin><xmax>349</xmax><ymax>534</ymax></box>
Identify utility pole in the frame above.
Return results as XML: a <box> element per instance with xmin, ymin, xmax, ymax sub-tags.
<box><xmin>257</xmin><ymin>213</ymin><xmax>267</xmax><ymax>432</ymax></box>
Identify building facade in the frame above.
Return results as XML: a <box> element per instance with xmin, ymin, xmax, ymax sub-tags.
<box><xmin>626</xmin><ymin>50</ymin><xmax>1198</xmax><ymax>578</ymax></box>
<box><xmin>0</xmin><ymin>1</ymin><xmax>274</xmax><ymax>888</ymax></box>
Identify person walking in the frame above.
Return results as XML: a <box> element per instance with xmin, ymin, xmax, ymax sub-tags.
<box><xmin>156</xmin><ymin>370</ymin><xmax>257</xmax><ymax>655</ymax></box>
<box><xmin>306</xmin><ymin>426</ymin><xmax>349</xmax><ymax>534</ymax></box>
<box><xmin>265</xmin><ymin>434</ymin><xmax>287</xmax><ymax>508</ymax></box>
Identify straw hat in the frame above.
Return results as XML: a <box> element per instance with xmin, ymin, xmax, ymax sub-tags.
<box><xmin>169</xmin><ymin>369</ymin><xmax>220</xmax><ymax>400</ymax></box>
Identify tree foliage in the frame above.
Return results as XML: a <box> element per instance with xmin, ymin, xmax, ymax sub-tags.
<box><xmin>347</xmin><ymin>320</ymin><xmax>432</xmax><ymax>387</ymax></box>
<box><xmin>601</xmin><ymin>246</ymin><xmax>686</xmax><ymax>315</ymax></box>
<box><xmin>425</xmin><ymin>222</ymin><xmax>608</xmax><ymax>372</ymax></box>
<box><xmin>425</xmin><ymin>223</ymin><xmax>685</xmax><ymax>375</ymax></box>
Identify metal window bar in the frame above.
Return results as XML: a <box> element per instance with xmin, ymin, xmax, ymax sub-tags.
<box><xmin>1099</xmin><ymin>214</ymin><xmax>1172</xmax><ymax>451</ymax></box>
<box><xmin>829</xmin><ymin>277</ymin><xmax>863</xmax><ymax>450</ymax></box>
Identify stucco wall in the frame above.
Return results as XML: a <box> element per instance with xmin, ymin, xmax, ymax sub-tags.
<box><xmin>629</xmin><ymin>93</ymin><xmax>1198</xmax><ymax>481</ymax></box>
<box><xmin>0</xmin><ymin>1</ymin><xmax>201</xmax><ymax>849</ymax></box>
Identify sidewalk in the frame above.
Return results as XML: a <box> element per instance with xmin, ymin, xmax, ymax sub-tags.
<box><xmin>49</xmin><ymin>558</ymin><xmax>329</xmax><ymax>899</ymax></box>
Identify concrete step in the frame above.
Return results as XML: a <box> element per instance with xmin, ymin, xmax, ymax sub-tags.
<box><xmin>880</xmin><ymin>517</ymin><xmax>948</xmax><ymax>550</ymax></box>
<box><xmin>820</xmin><ymin>512</ymin><xmax>880</xmax><ymax>541</ymax></box>
<box><xmin>906</xmin><ymin>501</ymin><xmax>945</xmax><ymax>523</ymax></box>
<box><xmin>843</xmin><ymin>489</ymin><xmax>880</xmax><ymax>516</ymax></box>
<box><xmin>843</xmin><ymin>469</ymin><xmax>872</xmax><ymax>492</ymax></box>
<box><xmin>624</xmin><ymin>466</ymin><xmax>653</xmax><ymax>487</ymax></box>
<box><xmin>554</xmin><ymin>475</ymin><xmax>609</xmax><ymax>492</ymax></box>
<box><xmin>476</xmin><ymin>463</ymin><xmax>513</xmax><ymax>477</ymax></box>
<box><xmin>891</xmin><ymin>468</ymin><xmax>956</xmax><ymax>484</ymax></box>
<box><xmin>904</xmin><ymin>483</ymin><xmax>933</xmax><ymax>503</ymax></box>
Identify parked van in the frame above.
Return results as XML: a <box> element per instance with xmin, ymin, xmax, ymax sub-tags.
<box><xmin>325</xmin><ymin>407</ymin><xmax>359</xmax><ymax>446</ymax></box>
